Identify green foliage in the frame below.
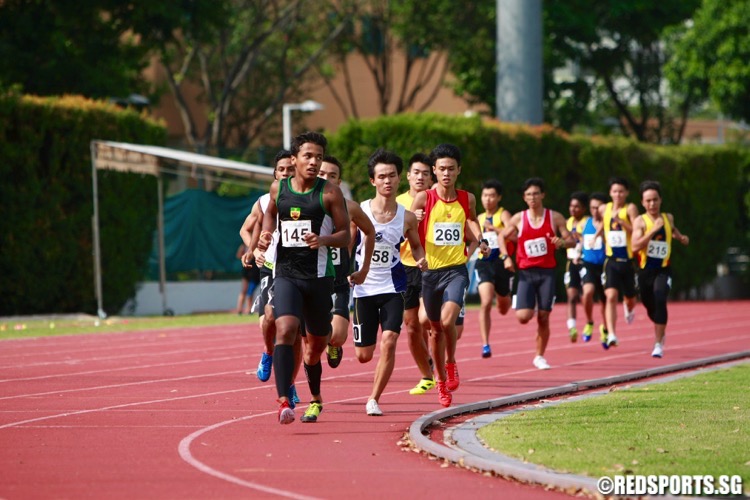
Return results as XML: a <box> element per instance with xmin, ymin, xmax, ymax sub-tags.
<box><xmin>0</xmin><ymin>93</ymin><xmax>166</xmax><ymax>315</ymax></box>
<box><xmin>666</xmin><ymin>0</ymin><xmax>750</xmax><ymax>123</ymax></box>
<box><xmin>328</xmin><ymin>113</ymin><xmax>750</xmax><ymax>296</ymax></box>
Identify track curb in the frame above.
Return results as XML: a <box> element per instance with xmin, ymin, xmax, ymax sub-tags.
<box><xmin>408</xmin><ymin>350</ymin><xmax>750</xmax><ymax>496</ymax></box>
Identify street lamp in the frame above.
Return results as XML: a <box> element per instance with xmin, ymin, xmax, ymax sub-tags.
<box><xmin>282</xmin><ymin>100</ymin><xmax>325</xmax><ymax>149</ymax></box>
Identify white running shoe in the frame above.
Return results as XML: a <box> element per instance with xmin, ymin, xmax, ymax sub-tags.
<box><xmin>651</xmin><ymin>342</ymin><xmax>663</xmax><ymax>358</ymax></box>
<box><xmin>533</xmin><ymin>355</ymin><xmax>551</xmax><ymax>370</ymax></box>
<box><xmin>624</xmin><ymin>304</ymin><xmax>635</xmax><ymax>324</ymax></box>
<box><xmin>366</xmin><ymin>399</ymin><xmax>383</xmax><ymax>416</ymax></box>
<box><xmin>607</xmin><ymin>332</ymin><xmax>619</xmax><ymax>347</ymax></box>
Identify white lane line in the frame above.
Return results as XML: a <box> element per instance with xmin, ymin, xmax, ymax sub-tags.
<box><xmin>0</xmin><ymin>354</ymin><xmax>248</xmax><ymax>384</ymax></box>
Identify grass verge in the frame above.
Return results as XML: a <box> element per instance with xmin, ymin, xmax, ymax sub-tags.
<box><xmin>0</xmin><ymin>313</ymin><xmax>253</xmax><ymax>341</ymax></box>
<box><xmin>478</xmin><ymin>364</ymin><xmax>750</xmax><ymax>493</ymax></box>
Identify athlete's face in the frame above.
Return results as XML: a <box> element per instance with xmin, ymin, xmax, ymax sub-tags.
<box><xmin>370</xmin><ymin>163</ymin><xmax>399</xmax><ymax>197</ymax></box>
<box><xmin>433</xmin><ymin>158</ymin><xmax>460</xmax><ymax>188</ymax></box>
<box><xmin>590</xmin><ymin>199</ymin><xmax>603</xmax><ymax>220</ymax></box>
<box><xmin>274</xmin><ymin>158</ymin><xmax>294</xmax><ymax>180</ymax></box>
<box><xmin>406</xmin><ymin>162</ymin><xmax>432</xmax><ymax>192</ymax></box>
<box><xmin>609</xmin><ymin>183</ymin><xmax>629</xmax><ymax>206</ymax></box>
<box><xmin>569</xmin><ymin>199</ymin><xmax>585</xmax><ymax>219</ymax></box>
<box><xmin>523</xmin><ymin>185</ymin><xmax>545</xmax><ymax>209</ymax></box>
<box><xmin>641</xmin><ymin>189</ymin><xmax>662</xmax><ymax>215</ymax></box>
<box><xmin>481</xmin><ymin>188</ymin><xmax>500</xmax><ymax>212</ymax></box>
<box><xmin>318</xmin><ymin>161</ymin><xmax>341</xmax><ymax>185</ymax></box>
<box><xmin>292</xmin><ymin>142</ymin><xmax>324</xmax><ymax>180</ymax></box>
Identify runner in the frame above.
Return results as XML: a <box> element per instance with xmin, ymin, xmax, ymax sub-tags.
<box><xmin>564</xmin><ymin>191</ymin><xmax>589</xmax><ymax>342</ymax></box>
<box><xmin>255</xmin><ymin>132</ymin><xmax>351</xmax><ymax>424</ymax></box>
<box><xmin>317</xmin><ymin>155</ymin><xmax>375</xmax><ymax>368</ymax></box>
<box><xmin>239</xmin><ymin>150</ymin><xmax>300</xmax><ymax>407</ymax></box>
<box><xmin>474</xmin><ymin>179</ymin><xmax>515</xmax><ymax>358</ymax></box>
<box><xmin>396</xmin><ymin>153</ymin><xmax>436</xmax><ymax>395</ymax></box>
<box><xmin>352</xmin><ymin>149</ymin><xmax>427</xmax><ymax>415</ymax></box>
<box><xmin>631</xmin><ymin>180</ymin><xmax>689</xmax><ymax>358</ymax></box>
<box><xmin>498</xmin><ymin>177</ymin><xmax>574</xmax><ymax>370</ymax></box>
<box><xmin>579</xmin><ymin>192</ymin><xmax>608</xmax><ymax>342</ymax></box>
<box><xmin>598</xmin><ymin>177</ymin><xmax>640</xmax><ymax>349</ymax></box>
<box><xmin>411</xmin><ymin>143</ymin><xmax>489</xmax><ymax>407</ymax></box>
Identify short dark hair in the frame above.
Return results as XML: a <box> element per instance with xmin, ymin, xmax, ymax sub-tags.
<box><xmin>408</xmin><ymin>152</ymin><xmax>431</xmax><ymax>170</ymax></box>
<box><xmin>291</xmin><ymin>131</ymin><xmax>327</xmax><ymax>155</ymax></box>
<box><xmin>608</xmin><ymin>176</ymin><xmax>630</xmax><ymax>190</ymax></box>
<box><xmin>367</xmin><ymin>148</ymin><xmax>403</xmax><ymax>179</ymax></box>
<box><xmin>570</xmin><ymin>191</ymin><xmax>589</xmax><ymax>207</ymax></box>
<box><xmin>639</xmin><ymin>180</ymin><xmax>662</xmax><ymax>197</ymax></box>
<box><xmin>482</xmin><ymin>179</ymin><xmax>503</xmax><ymax>196</ymax></box>
<box><xmin>589</xmin><ymin>191</ymin><xmax>608</xmax><ymax>204</ymax></box>
<box><xmin>323</xmin><ymin>154</ymin><xmax>342</xmax><ymax>175</ymax></box>
<box><xmin>522</xmin><ymin>177</ymin><xmax>545</xmax><ymax>193</ymax></box>
<box><xmin>273</xmin><ymin>149</ymin><xmax>292</xmax><ymax>179</ymax></box>
<box><xmin>430</xmin><ymin>143</ymin><xmax>461</xmax><ymax>166</ymax></box>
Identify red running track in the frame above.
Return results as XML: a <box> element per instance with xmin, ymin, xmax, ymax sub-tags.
<box><xmin>1</xmin><ymin>301</ymin><xmax>748</xmax><ymax>499</ymax></box>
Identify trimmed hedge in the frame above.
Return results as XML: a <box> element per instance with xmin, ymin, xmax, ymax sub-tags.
<box><xmin>0</xmin><ymin>93</ymin><xmax>167</xmax><ymax>315</ymax></box>
<box><xmin>328</xmin><ymin>113</ymin><xmax>750</xmax><ymax>297</ymax></box>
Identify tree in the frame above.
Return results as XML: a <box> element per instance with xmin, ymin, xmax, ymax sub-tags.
<box><xmin>0</xmin><ymin>0</ymin><xmax>219</xmax><ymax>100</ymax></box>
<box><xmin>666</xmin><ymin>0</ymin><xmax>750</xmax><ymax>124</ymax></box>
<box><xmin>316</xmin><ymin>0</ymin><xmax>451</xmax><ymax>118</ymax></box>
<box><xmin>156</xmin><ymin>0</ymin><xmax>348</xmax><ymax>154</ymax></box>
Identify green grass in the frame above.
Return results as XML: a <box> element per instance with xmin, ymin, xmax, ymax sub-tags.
<box><xmin>0</xmin><ymin>313</ymin><xmax>253</xmax><ymax>341</ymax></box>
<box><xmin>478</xmin><ymin>364</ymin><xmax>750</xmax><ymax>491</ymax></box>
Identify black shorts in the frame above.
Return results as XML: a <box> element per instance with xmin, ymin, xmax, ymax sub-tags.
<box><xmin>564</xmin><ymin>261</ymin><xmax>583</xmax><ymax>290</ymax></box>
<box><xmin>422</xmin><ymin>265</ymin><xmax>469</xmax><ymax>323</ymax></box>
<box><xmin>603</xmin><ymin>258</ymin><xmax>637</xmax><ymax>298</ymax></box>
<box><xmin>254</xmin><ymin>267</ymin><xmax>274</xmax><ymax>316</ymax></box>
<box><xmin>352</xmin><ymin>293</ymin><xmax>404</xmax><ymax>347</ymax></box>
<box><xmin>331</xmin><ymin>285</ymin><xmax>351</xmax><ymax>320</ymax></box>
<box><xmin>514</xmin><ymin>268</ymin><xmax>556</xmax><ymax>312</ymax></box>
<box><xmin>474</xmin><ymin>259</ymin><xmax>514</xmax><ymax>297</ymax></box>
<box><xmin>403</xmin><ymin>265</ymin><xmax>422</xmax><ymax>310</ymax></box>
<box><xmin>271</xmin><ymin>276</ymin><xmax>333</xmax><ymax>337</ymax></box>
<box><xmin>581</xmin><ymin>261</ymin><xmax>605</xmax><ymax>300</ymax></box>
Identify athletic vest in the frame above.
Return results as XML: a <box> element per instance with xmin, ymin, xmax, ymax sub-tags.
<box><xmin>638</xmin><ymin>213</ymin><xmax>672</xmax><ymax>269</ymax></box>
<box><xmin>396</xmin><ymin>191</ymin><xmax>417</xmax><ymax>267</ymax></box>
<box><xmin>581</xmin><ymin>217</ymin><xmax>605</xmax><ymax>265</ymax></box>
<box><xmin>516</xmin><ymin>209</ymin><xmax>557</xmax><ymax>270</ymax></box>
<box><xmin>353</xmin><ymin>200</ymin><xmax>407</xmax><ymax>298</ymax></box>
<box><xmin>603</xmin><ymin>202</ymin><xmax>633</xmax><ymax>259</ymax></box>
<box><xmin>259</xmin><ymin>193</ymin><xmax>278</xmax><ymax>269</ymax></box>
<box><xmin>477</xmin><ymin>208</ymin><xmax>515</xmax><ymax>260</ymax></box>
<box><xmin>275</xmin><ymin>177</ymin><xmax>334</xmax><ymax>279</ymax></box>
<box><xmin>418</xmin><ymin>189</ymin><xmax>471</xmax><ymax>270</ymax></box>
<box><xmin>566</xmin><ymin>215</ymin><xmax>589</xmax><ymax>261</ymax></box>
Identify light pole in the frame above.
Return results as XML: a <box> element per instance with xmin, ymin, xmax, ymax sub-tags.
<box><xmin>282</xmin><ymin>100</ymin><xmax>325</xmax><ymax>150</ymax></box>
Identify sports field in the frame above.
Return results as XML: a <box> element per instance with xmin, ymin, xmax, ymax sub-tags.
<box><xmin>1</xmin><ymin>301</ymin><xmax>748</xmax><ymax>498</ymax></box>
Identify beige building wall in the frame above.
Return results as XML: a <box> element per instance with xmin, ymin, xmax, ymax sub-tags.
<box><xmin>146</xmin><ymin>50</ymin><xmax>485</xmax><ymax>147</ymax></box>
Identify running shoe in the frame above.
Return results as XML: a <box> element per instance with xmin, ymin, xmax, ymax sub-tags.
<box><xmin>582</xmin><ymin>323</ymin><xmax>593</xmax><ymax>342</ymax></box>
<box><xmin>600</xmin><ymin>325</ymin><xmax>610</xmax><ymax>350</ymax></box>
<box><xmin>533</xmin><ymin>355</ymin><xmax>551</xmax><ymax>370</ymax></box>
<box><xmin>326</xmin><ymin>344</ymin><xmax>343</xmax><ymax>369</ymax></box>
<box><xmin>437</xmin><ymin>381</ymin><xmax>452</xmax><ymax>407</ymax></box>
<box><xmin>482</xmin><ymin>345</ymin><xmax>492</xmax><ymax>358</ymax></box>
<box><xmin>607</xmin><ymin>332</ymin><xmax>618</xmax><ymax>347</ymax></box>
<box><xmin>569</xmin><ymin>326</ymin><xmax>578</xmax><ymax>343</ymax></box>
<box><xmin>288</xmin><ymin>384</ymin><xmax>300</xmax><ymax>409</ymax></box>
<box><xmin>409</xmin><ymin>378</ymin><xmax>436</xmax><ymax>395</ymax></box>
<box><xmin>445</xmin><ymin>362</ymin><xmax>460</xmax><ymax>391</ymax></box>
<box><xmin>278</xmin><ymin>400</ymin><xmax>295</xmax><ymax>425</ymax></box>
<box><xmin>256</xmin><ymin>352</ymin><xmax>273</xmax><ymax>382</ymax></box>
<box><xmin>651</xmin><ymin>342</ymin><xmax>663</xmax><ymax>358</ymax></box>
<box><xmin>300</xmin><ymin>401</ymin><xmax>323</xmax><ymax>423</ymax></box>
<box><xmin>366</xmin><ymin>399</ymin><xmax>383</xmax><ymax>416</ymax></box>
<box><xmin>624</xmin><ymin>304</ymin><xmax>635</xmax><ymax>324</ymax></box>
